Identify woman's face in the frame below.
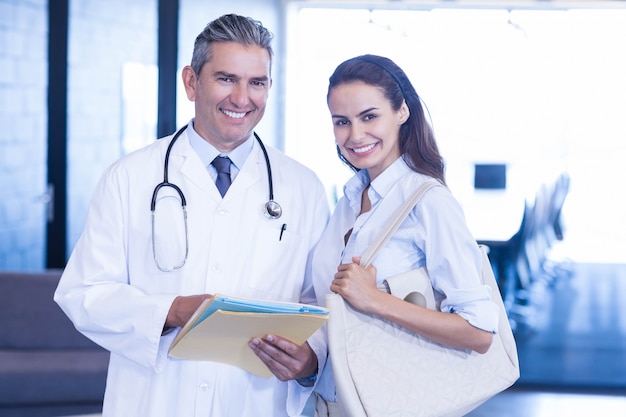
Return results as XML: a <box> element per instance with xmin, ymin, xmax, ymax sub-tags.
<box><xmin>328</xmin><ymin>81</ymin><xmax>409</xmax><ymax>180</ymax></box>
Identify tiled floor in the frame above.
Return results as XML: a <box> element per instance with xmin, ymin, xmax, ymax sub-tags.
<box><xmin>466</xmin><ymin>387</ymin><xmax>626</xmax><ymax>417</ymax></box>
<box><xmin>513</xmin><ymin>263</ymin><xmax>626</xmax><ymax>388</ymax></box>
<box><xmin>466</xmin><ymin>261</ymin><xmax>626</xmax><ymax>416</ymax></box>
<box><xmin>66</xmin><ymin>388</ymin><xmax>626</xmax><ymax>417</ymax></box>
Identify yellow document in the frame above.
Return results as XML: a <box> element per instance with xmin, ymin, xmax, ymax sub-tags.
<box><xmin>168</xmin><ymin>295</ymin><xmax>329</xmax><ymax>378</ymax></box>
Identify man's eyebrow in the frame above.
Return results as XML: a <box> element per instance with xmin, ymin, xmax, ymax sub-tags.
<box><xmin>212</xmin><ymin>71</ymin><xmax>238</xmax><ymax>79</ymax></box>
<box><xmin>212</xmin><ymin>71</ymin><xmax>269</xmax><ymax>82</ymax></box>
<box><xmin>250</xmin><ymin>75</ymin><xmax>270</xmax><ymax>82</ymax></box>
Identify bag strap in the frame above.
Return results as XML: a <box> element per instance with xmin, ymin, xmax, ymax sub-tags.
<box><xmin>360</xmin><ymin>179</ymin><xmax>441</xmax><ymax>267</ymax></box>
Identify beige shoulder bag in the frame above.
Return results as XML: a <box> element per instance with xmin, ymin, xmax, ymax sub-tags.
<box><xmin>326</xmin><ymin>179</ymin><xmax>520</xmax><ymax>417</ymax></box>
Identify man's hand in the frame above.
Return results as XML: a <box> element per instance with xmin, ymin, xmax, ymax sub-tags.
<box><xmin>248</xmin><ymin>335</ymin><xmax>317</xmax><ymax>381</ymax></box>
<box><xmin>165</xmin><ymin>294</ymin><xmax>213</xmax><ymax>328</ymax></box>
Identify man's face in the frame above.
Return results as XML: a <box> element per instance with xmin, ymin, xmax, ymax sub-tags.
<box><xmin>183</xmin><ymin>41</ymin><xmax>272</xmax><ymax>153</ymax></box>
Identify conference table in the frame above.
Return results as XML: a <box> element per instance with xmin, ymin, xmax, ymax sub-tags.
<box><xmin>459</xmin><ymin>189</ymin><xmax>527</xmax><ymax>243</ymax></box>
<box><xmin>455</xmin><ymin>186</ymin><xmax>533</xmax><ymax>302</ymax></box>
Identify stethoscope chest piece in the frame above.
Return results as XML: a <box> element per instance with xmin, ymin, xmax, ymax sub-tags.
<box><xmin>264</xmin><ymin>200</ymin><xmax>282</xmax><ymax>219</ymax></box>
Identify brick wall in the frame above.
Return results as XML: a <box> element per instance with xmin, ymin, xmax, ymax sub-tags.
<box><xmin>66</xmin><ymin>0</ymin><xmax>158</xmax><ymax>251</ymax></box>
<box><xmin>0</xmin><ymin>0</ymin><xmax>48</xmax><ymax>270</ymax></box>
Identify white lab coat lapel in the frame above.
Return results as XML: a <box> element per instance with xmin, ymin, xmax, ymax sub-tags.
<box><xmin>166</xmin><ymin>130</ymin><xmax>222</xmax><ymax>201</ymax></box>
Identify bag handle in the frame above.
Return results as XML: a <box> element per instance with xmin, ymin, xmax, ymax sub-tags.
<box><xmin>360</xmin><ymin>179</ymin><xmax>441</xmax><ymax>267</ymax></box>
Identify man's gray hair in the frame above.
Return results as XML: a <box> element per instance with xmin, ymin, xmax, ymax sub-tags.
<box><xmin>190</xmin><ymin>14</ymin><xmax>274</xmax><ymax>76</ymax></box>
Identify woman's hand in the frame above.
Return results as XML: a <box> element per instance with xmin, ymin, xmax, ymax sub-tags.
<box><xmin>331</xmin><ymin>256</ymin><xmax>385</xmax><ymax>313</ymax></box>
<box><xmin>330</xmin><ymin>258</ymin><xmax>494</xmax><ymax>353</ymax></box>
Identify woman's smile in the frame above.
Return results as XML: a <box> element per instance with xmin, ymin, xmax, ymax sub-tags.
<box><xmin>350</xmin><ymin>142</ymin><xmax>379</xmax><ymax>155</ymax></box>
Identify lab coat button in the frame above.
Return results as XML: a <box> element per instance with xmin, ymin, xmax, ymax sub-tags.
<box><xmin>211</xmin><ymin>264</ymin><xmax>221</xmax><ymax>273</ymax></box>
<box><xmin>199</xmin><ymin>382</ymin><xmax>209</xmax><ymax>391</ymax></box>
<box><xmin>217</xmin><ymin>208</ymin><xmax>227</xmax><ymax>215</ymax></box>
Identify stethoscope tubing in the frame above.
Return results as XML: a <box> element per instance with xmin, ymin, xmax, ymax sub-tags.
<box><xmin>151</xmin><ymin>125</ymin><xmax>280</xmax><ymax>215</ymax></box>
<box><xmin>150</xmin><ymin>125</ymin><xmax>188</xmax><ymax>211</ymax></box>
<box><xmin>150</xmin><ymin>125</ymin><xmax>281</xmax><ymax>272</ymax></box>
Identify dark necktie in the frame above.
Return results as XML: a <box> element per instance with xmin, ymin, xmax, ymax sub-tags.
<box><xmin>211</xmin><ymin>156</ymin><xmax>231</xmax><ymax>197</ymax></box>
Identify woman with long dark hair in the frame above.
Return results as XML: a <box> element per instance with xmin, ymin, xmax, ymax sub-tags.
<box><xmin>312</xmin><ymin>55</ymin><xmax>500</xmax><ymax>415</ymax></box>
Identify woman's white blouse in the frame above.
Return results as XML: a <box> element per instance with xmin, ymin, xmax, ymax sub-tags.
<box><xmin>313</xmin><ymin>157</ymin><xmax>499</xmax><ymax>333</ymax></box>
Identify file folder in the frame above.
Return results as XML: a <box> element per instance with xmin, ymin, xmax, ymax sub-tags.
<box><xmin>168</xmin><ymin>294</ymin><xmax>329</xmax><ymax>377</ymax></box>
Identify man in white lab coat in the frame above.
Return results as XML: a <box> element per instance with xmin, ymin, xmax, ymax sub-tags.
<box><xmin>54</xmin><ymin>14</ymin><xmax>330</xmax><ymax>417</ymax></box>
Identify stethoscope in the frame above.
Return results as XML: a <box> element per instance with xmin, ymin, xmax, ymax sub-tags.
<box><xmin>150</xmin><ymin>124</ymin><xmax>282</xmax><ymax>272</ymax></box>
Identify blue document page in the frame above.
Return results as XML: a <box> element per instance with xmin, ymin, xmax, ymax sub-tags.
<box><xmin>191</xmin><ymin>295</ymin><xmax>328</xmax><ymax>330</ymax></box>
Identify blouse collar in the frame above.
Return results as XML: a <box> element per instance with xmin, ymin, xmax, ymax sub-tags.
<box><xmin>343</xmin><ymin>157</ymin><xmax>411</xmax><ymax>214</ymax></box>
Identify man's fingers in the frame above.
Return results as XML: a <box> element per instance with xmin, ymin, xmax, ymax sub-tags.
<box><xmin>248</xmin><ymin>337</ymin><xmax>293</xmax><ymax>380</ymax></box>
<box><xmin>264</xmin><ymin>335</ymin><xmax>299</xmax><ymax>357</ymax></box>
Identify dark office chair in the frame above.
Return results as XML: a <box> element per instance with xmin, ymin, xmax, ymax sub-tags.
<box><xmin>550</xmin><ymin>172</ymin><xmax>570</xmax><ymax>241</ymax></box>
<box><xmin>478</xmin><ymin>198</ymin><xmax>531</xmax><ymax>310</ymax></box>
<box><xmin>512</xmin><ymin>173</ymin><xmax>572</xmax><ymax>314</ymax></box>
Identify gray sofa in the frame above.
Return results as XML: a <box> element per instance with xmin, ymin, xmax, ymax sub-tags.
<box><xmin>0</xmin><ymin>270</ymin><xmax>109</xmax><ymax>417</ymax></box>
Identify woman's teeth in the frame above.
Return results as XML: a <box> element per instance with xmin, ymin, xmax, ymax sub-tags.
<box><xmin>352</xmin><ymin>143</ymin><xmax>376</xmax><ymax>154</ymax></box>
